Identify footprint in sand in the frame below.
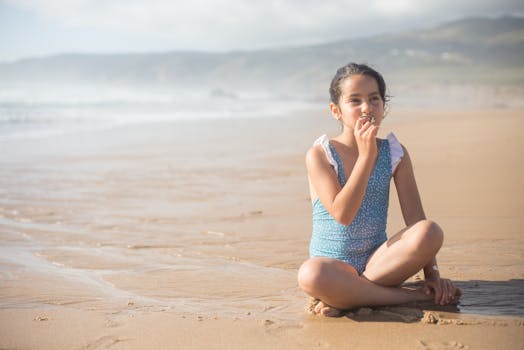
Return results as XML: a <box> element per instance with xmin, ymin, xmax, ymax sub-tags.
<box><xmin>418</xmin><ymin>339</ymin><xmax>469</xmax><ymax>349</ymax></box>
<box><xmin>104</xmin><ymin>319</ymin><xmax>120</xmax><ymax>328</ymax></box>
<box><xmin>263</xmin><ymin>320</ymin><xmax>304</xmax><ymax>335</ymax></box>
<box><xmin>75</xmin><ymin>335</ymin><xmax>127</xmax><ymax>350</ymax></box>
<box><xmin>33</xmin><ymin>316</ymin><xmax>49</xmax><ymax>322</ymax></box>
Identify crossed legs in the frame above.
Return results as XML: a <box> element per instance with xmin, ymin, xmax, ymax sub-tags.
<box><xmin>298</xmin><ymin>219</ymin><xmax>445</xmax><ymax>312</ymax></box>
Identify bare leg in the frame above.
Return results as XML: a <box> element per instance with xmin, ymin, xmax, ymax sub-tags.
<box><xmin>298</xmin><ymin>257</ymin><xmax>432</xmax><ymax>311</ymax></box>
<box><xmin>297</xmin><ymin>220</ymin><xmax>447</xmax><ymax>312</ymax></box>
<box><xmin>363</xmin><ymin>219</ymin><xmax>444</xmax><ymax>286</ymax></box>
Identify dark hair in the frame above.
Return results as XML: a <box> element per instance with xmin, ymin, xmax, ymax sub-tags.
<box><xmin>329</xmin><ymin>63</ymin><xmax>390</xmax><ymax>106</ymax></box>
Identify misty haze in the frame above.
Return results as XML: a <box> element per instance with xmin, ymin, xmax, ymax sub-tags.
<box><xmin>0</xmin><ymin>15</ymin><xmax>523</xmax><ymax>139</ymax></box>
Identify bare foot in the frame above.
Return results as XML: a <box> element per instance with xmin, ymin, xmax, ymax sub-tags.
<box><xmin>450</xmin><ymin>287</ymin><xmax>462</xmax><ymax>304</ymax></box>
<box><xmin>419</xmin><ymin>289</ymin><xmax>435</xmax><ymax>302</ymax></box>
<box><xmin>307</xmin><ymin>298</ymin><xmax>345</xmax><ymax>317</ymax></box>
<box><xmin>427</xmin><ymin>285</ymin><xmax>462</xmax><ymax>305</ymax></box>
<box><xmin>414</xmin><ymin>285</ymin><xmax>462</xmax><ymax>307</ymax></box>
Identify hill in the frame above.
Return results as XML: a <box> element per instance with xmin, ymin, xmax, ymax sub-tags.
<box><xmin>1</xmin><ymin>15</ymin><xmax>523</xmax><ymax>106</ymax></box>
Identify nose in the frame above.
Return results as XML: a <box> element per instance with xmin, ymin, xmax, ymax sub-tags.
<box><xmin>361</xmin><ymin>100</ymin><xmax>373</xmax><ymax>114</ymax></box>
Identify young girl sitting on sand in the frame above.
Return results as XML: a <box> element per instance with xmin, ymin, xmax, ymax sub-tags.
<box><xmin>297</xmin><ymin>63</ymin><xmax>461</xmax><ymax>316</ymax></box>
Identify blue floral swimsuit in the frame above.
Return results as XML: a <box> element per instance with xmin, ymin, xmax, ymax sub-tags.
<box><xmin>309</xmin><ymin>135</ymin><xmax>399</xmax><ymax>275</ymax></box>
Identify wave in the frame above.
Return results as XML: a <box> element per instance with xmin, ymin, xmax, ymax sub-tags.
<box><xmin>0</xmin><ymin>88</ymin><xmax>322</xmax><ymax>140</ymax></box>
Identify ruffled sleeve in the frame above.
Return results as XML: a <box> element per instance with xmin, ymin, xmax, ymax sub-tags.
<box><xmin>313</xmin><ymin>134</ymin><xmax>338</xmax><ymax>176</ymax></box>
<box><xmin>387</xmin><ymin>132</ymin><xmax>404</xmax><ymax>174</ymax></box>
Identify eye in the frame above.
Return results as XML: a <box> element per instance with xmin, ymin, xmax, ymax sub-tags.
<box><xmin>348</xmin><ymin>98</ymin><xmax>361</xmax><ymax>105</ymax></box>
<box><xmin>370</xmin><ymin>96</ymin><xmax>382</xmax><ymax>104</ymax></box>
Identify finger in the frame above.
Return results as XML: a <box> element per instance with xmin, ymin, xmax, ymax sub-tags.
<box><xmin>439</xmin><ymin>282</ymin><xmax>447</xmax><ymax>304</ymax></box>
<box><xmin>445</xmin><ymin>280</ymin><xmax>455</xmax><ymax>304</ymax></box>
<box><xmin>440</xmin><ymin>283</ymin><xmax>449</xmax><ymax>305</ymax></box>
<box><xmin>367</xmin><ymin>125</ymin><xmax>379</xmax><ymax>138</ymax></box>
<box><xmin>422</xmin><ymin>285</ymin><xmax>431</xmax><ymax>295</ymax></box>
<box><xmin>453</xmin><ymin>286</ymin><xmax>463</xmax><ymax>301</ymax></box>
<box><xmin>433</xmin><ymin>284</ymin><xmax>442</xmax><ymax>305</ymax></box>
<box><xmin>448</xmin><ymin>282</ymin><xmax>459</xmax><ymax>303</ymax></box>
<box><xmin>354</xmin><ymin>118</ymin><xmax>364</xmax><ymax>130</ymax></box>
<box><xmin>361</xmin><ymin>124</ymin><xmax>377</xmax><ymax>139</ymax></box>
<box><xmin>447</xmin><ymin>280</ymin><xmax>457</xmax><ymax>302</ymax></box>
<box><xmin>357</xmin><ymin>119</ymin><xmax>371</xmax><ymax>133</ymax></box>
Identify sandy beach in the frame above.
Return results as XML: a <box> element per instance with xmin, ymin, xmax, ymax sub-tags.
<box><xmin>0</xmin><ymin>107</ymin><xmax>523</xmax><ymax>349</ymax></box>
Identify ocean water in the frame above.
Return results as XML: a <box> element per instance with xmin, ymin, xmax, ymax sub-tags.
<box><xmin>0</xmin><ymin>85</ymin><xmax>322</xmax><ymax>140</ymax></box>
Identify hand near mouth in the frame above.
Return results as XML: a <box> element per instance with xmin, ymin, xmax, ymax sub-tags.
<box><xmin>360</xmin><ymin>114</ymin><xmax>376</xmax><ymax>124</ymax></box>
<box><xmin>354</xmin><ymin>116</ymin><xmax>379</xmax><ymax>159</ymax></box>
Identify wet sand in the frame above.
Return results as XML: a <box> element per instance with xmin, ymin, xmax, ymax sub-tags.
<box><xmin>0</xmin><ymin>108</ymin><xmax>523</xmax><ymax>349</ymax></box>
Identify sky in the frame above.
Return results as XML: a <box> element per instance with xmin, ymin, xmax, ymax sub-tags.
<box><xmin>1</xmin><ymin>0</ymin><xmax>524</xmax><ymax>62</ymax></box>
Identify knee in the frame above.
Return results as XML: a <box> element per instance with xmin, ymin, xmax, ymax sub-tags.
<box><xmin>410</xmin><ymin>219</ymin><xmax>444</xmax><ymax>253</ymax></box>
<box><xmin>297</xmin><ymin>259</ymin><xmax>328</xmax><ymax>296</ymax></box>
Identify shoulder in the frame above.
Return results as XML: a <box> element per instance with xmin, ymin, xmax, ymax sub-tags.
<box><xmin>385</xmin><ymin>132</ymin><xmax>406</xmax><ymax>174</ymax></box>
<box><xmin>386</xmin><ymin>132</ymin><xmax>404</xmax><ymax>153</ymax></box>
<box><xmin>306</xmin><ymin>143</ymin><xmax>329</xmax><ymax>168</ymax></box>
<box><xmin>307</xmin><ymin>135</ymin><xmax>330</xmax><ymax>162</ymax></box>
<box><xmin>306</xmin><ymin>135</ymin><xmax>337</xmax><ymax>174</ymax></box>
<box><xmin>393</xmin><ymin>140</ymin><xmax>415</xmax><ymax>179</ymax></box>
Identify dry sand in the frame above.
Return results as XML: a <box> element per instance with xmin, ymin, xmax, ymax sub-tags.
<box><xmin>0</xmin><ymin>107</ymin><xmax>523</xmax><ymax>349</ymax></box>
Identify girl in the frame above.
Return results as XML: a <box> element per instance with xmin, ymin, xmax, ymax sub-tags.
<box><xmin>297</xmin><ymin>63</ymin><xmax>461</xmax><ymax>316</ymax></box>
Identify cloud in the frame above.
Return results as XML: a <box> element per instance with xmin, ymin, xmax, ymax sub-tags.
<box><xmin>3</xmin><ymin>0</ymin><xmax>524</xmax><ymax>52</ymax></box>
<box><xmin>371</xmin><ymin>0</ymin><xmax>422</xmax><ymax>15</ymax></box>
<box><xmin>0</xmin><ymin>1</ymin><xmax>379</xmax><ymax>49</ymax></box>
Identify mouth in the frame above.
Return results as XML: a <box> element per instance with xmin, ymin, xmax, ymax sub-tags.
<box><xmin>360</xmin><ymin>114</ymin><xmax>376</xmax><ymax>124</ymax></box>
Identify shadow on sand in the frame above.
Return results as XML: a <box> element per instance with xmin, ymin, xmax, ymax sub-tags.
<box><xmin>453</xmin><ymin>279</ymin><xmax>524</xmax><ymax>317</ymax></box>
<box><xmin>334</xmin><ymin>279</ymin><xmax>524</xmax><ymax>323</ymax></box>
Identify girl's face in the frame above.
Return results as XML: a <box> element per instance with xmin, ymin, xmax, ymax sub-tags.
<box><xmin>330</xmin><ymin>74</ymin><xmax>385</xmax><ymax>130</ymax></box>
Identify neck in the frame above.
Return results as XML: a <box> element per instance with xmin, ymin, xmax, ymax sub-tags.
<box><xmin>334</xmin><ymin>128</ymin><xmax>358</xmax><ymax>148</ymax></box>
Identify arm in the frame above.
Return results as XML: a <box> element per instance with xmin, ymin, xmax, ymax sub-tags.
<box><xmin>394</xmin><ymin>145</ymin><xmax>436</xmax><ymax>272</ymax></box>
<box><xmin>393</xmin><ymin>145</ymin><xmax>426</xmax><ymax>226</ymax></box>
<box><xmin>394</xmin><ymin>145</ymin><xmax>459</xmax><ymax>304</ymax></box>
<box><xmin>306</xmin><ymin>146</ymin><xmax>375</xmax><ymax>226</ymax></box>
<box><xmin>306</xmin><ymin>120</ymin><xmax>378</xmax><ymax>226</ymax></box>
